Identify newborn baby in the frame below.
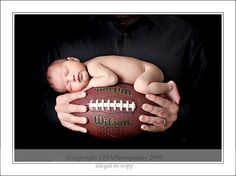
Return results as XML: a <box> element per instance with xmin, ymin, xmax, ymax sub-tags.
<box><xmin>47</xmin><ymin>55</ymin><xmax>180</xmax><ymax>104</ymax></box>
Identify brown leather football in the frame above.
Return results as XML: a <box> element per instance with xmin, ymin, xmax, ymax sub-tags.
<box><xmin>72</xmin><ymin>83</ymin><xmax>156</xmax><ymax>141</ymax></box>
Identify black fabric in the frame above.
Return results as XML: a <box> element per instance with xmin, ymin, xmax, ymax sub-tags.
<box><xmin>14</xmin><ymin>15</ymin><xmax>221</xmax><ymax>149</ymax></box>
<box><xmin>41</xmin><ymin>15</ymin><xmax>207</xmax><ymax>121</ymax></box>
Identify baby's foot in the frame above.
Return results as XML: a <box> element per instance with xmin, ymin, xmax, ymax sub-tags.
<box><xmin>167</xmin><ymin>80</ymin><xmax>180</xmax><ymax>105</ymax></box>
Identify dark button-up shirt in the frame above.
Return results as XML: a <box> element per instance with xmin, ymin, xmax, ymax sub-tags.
<box><xmin>29</xmin><ymin>15</ymin><xmax>208</xmax><ymax>148</ymax></box>
<box><xmin>43</xmin><ymin>15</ymin><xmax>207</xmax><ymax>123</ymax></box>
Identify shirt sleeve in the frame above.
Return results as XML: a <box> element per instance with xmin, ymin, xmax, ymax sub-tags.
<box><xmin>31</xmin><ymin>39</ymin><xmax>62</xmax><ymax>124</ymax></box>
<box><xmin>177</xmin><ymin>29</ymin><xmax>208</xmax><ymax>121</ymax></box>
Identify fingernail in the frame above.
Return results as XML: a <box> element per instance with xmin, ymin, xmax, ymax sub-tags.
<box><xmin>141</xmin><ymin>125</ymin><xmax>147</xmax><ymax>130</ymax></box>
<box><xmin>82</xmin><ymin>106</ymin><xmax>87</xmax><ymax>112</ymax></box>
<box><xmin>139</xmin><ymin>115</ymin><xmax>144</xmax><ymax>121</ymax></box>
<box><xmin>142</xmin><ymin>104</ymin><xmax>149</xmax><ymax>110</ymax></box>
<box><xmin>146</xmin><ymin>94</ymin><xmax>153</xmax><ymax>100</ymax></box>
<box><xmin>80</xmin><ymin>92</ymin><xmax>86</xmax><ymax>97</ymax></box>
<box><xmin>82</xmin><ymin>118</ymin><xmax>87</xmax><ymax>124</ymax></box>
<box><xmin>82</xmin><ymin>128</ymin><xmax>87</xmax><ymax>133</ymax></box>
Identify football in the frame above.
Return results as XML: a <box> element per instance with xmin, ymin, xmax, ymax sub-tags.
<box><xmin>72</xmin><ymin>83</ymin><xmax>156</xmax><ymax>141</ymax></box>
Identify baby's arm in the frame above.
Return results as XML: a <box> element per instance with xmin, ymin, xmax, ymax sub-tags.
<box><xmin>83</xmin><ymin>62</ymin><xmax>118</xmax><ymax>91</ymax></box>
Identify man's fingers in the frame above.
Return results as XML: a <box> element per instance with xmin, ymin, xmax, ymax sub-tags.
<box><xmin>55</xmin><ymin>104</ymin><xmax>87</xmax><ymax>113</ymax></box>
<box><xmin>141</xmin><ymin>124</ymin><xmax>159</xmax><ymax>132</ymax></box>
<box><xmin>142</xmin><ymin>104</ymin><xmax>169</xmax><ymax>118</ymax></box>
<box><xmin>67</xmin><ymin>104</ymin><xmax>87</xmax><ymax>113</ymax></box>
<box><xmin>59</xmin><ymin>113</ymin><xmax>87</xmax><ymax>124</ymax></box>
<box><xmin>141</xmin><ymin>122</ymin><xmax>172</xmax><ymax>132</ymax></box>
<box><xmin>145</xmin><ymin>94</ymin><xmax>179</xmax><ymax>113</ymax></box>
<box><xmin>56</xmin><ymin>91</ymin><xmax>86</xmax><ymax>104</ymax></box>
<box><xmin>138</xmin><ymin>94</ymin><xmax>180</xmax><ymax>132</ymax></box>
<box><xmin>145</xmin><ymin>94</ymin><xmax>172</xmax><ymax>108</ymax></box>
<box><xmin>141</xmin><ymin>124</ymin><xmax>171</xmax><ymax>132</ymax></box>
<box><xmin>139</xmin><ymin>115</ymin><xmax>164</xmax><ymax>126</ymax></box>
<box><xmin>55</xmin><ymin>92</ymin><xmax>89</xmax><ymax>133</ymax></box>
<box><xmin>61</xmin><ymin>121</ymin><xmax>87</xmax><ymax>133</ymax></box>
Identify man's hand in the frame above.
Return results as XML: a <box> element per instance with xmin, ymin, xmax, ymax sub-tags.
<box><xmin>55</xmin><ymin>91</ymin><xmax>88</xmax><ymax>133</ymax></box>
<box><xmin>139</xmin><ymin>94</ymin><xmax>179</xmax><ymax>132</ymax></box>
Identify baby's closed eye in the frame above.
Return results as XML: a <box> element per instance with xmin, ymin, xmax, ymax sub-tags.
<box><xmin>66</xmin><ymin>82</ymin><xmax>72</xmax><ymax>92</ymax></box>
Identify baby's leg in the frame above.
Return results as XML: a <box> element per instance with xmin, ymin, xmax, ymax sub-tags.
<box><xmin>134</xmin><ymin>69</ymin><xmax>180</xmax><ymax>104</ymax></box>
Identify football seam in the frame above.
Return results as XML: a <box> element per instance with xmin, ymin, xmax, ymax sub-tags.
<box><xmin>89</xmin><ymin>99</ymin><xmax>136</xmax><ymax>111</ymax></box>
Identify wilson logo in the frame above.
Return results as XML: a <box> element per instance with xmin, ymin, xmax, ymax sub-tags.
<box><xmin>93</xmin><ymin>116</ymin><xmax>130</xmax><ymax>127</ymax></box>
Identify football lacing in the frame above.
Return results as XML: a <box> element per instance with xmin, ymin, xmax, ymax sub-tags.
<box><xmin>89</xmin><ymin>99</ymin><xmax>136</xmax><ymax>111</ymax></box>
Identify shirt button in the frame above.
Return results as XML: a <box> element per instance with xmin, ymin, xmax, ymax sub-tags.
<box><xmin>123</xmin><ymin>33</ymin><xmax>128</xmax><ymax>37</ymax></box>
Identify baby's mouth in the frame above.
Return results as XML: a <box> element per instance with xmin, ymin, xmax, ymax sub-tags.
<box><xmin>77</xmin><ymin>72</ymin><xmax>82</xmax><ymax>83</ymax></box>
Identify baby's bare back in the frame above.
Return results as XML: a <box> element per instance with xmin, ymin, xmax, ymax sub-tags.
<box><xmin>87</xmin><ymin>55</ymin><xmax>159</xmax><ymax>84</ymax></box>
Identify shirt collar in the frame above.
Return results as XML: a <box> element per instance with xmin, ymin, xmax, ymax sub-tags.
<box><xmin>146</xmin><ymin>15</ymin><xmax>166</xmax><ymax>30</ymax></box>
<box><xmin>93</xmin><ymin>15</ymin><xmax>165</xmax><ymax>31</ymax></box>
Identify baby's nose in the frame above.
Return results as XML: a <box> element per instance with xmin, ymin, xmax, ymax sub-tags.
<box><xmin>72</xmin><ymin>74</ymin><xmax>76</xmax><ymax>81</ymax></box>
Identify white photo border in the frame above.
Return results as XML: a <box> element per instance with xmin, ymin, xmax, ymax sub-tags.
<box><xmin>1</xmin><ymin>1</ymin><xmax>235</xmax><ymax>175</ymax></box>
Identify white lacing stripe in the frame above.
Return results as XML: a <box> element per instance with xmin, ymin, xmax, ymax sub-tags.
<box><xmin>89</xmin><ymin>99</ymin><xmax>136</xmax><ymax>111</ymax></box>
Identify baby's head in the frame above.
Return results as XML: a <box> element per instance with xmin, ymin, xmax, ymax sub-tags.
<box><xmin>47</xmin><ymin>57</ymin><xmax>89</xmax><ymax>93</ymax></box>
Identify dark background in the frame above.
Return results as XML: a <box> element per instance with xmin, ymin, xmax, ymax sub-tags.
<box><xmin>14</xmin><ymin>15</ymin><xmax>221</xmax><ymax>149</ymax></box>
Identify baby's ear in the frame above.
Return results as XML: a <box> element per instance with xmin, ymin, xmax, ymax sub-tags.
<box><xmin>67</xmin><ymin>57</ymin><xmax>80</xmax><ymax>62</ymax></box>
